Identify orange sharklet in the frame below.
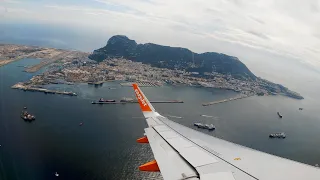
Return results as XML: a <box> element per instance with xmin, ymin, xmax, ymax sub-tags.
<box><xmin>139</xmin><ymin>160</ymin><xmax>160</xmax><ymax>172</ymax></box>
<box><xmin>137</xmin><ymin>136</ymin><xmax>149</xmax><ymax>143</ymax></box>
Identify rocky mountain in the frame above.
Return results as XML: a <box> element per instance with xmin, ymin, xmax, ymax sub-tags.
<box><xmin>89</xmin><ymin>35</ymin><xmax>256</xmax><ymax>79</ymax></box>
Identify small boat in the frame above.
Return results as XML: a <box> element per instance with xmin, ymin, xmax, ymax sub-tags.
<box><xmin>299</xmin><ymin>108</ymin><xmax>303</xmax><ymax>110</ymax></box>
<box><xmin>201</xmin><ymin>115</ymin><xmax>214</xmax><ymax>118</ymax></box>
<box><xmin>277</xmin><ymin>112</ymin><xmax>283</xmax><ymax>118</ymax></box>
<box><xmin>79</xmin><ymin>122</ymin><xmax>83</xmax><ymax>126</ymax></box>
<box><xmin>194</xmin><ymin>123</ymin><xmax>205</xmax><ymax>128</ymax></box>
<box><xmin>194</xmin><ymin>123</ymin><xmax>215</xmax><ymax>130</ymax></box>
<box><xmin>98</xmin><ymin>98</ymin><xmax>116</xmax><ymax>102</ymax></box>
<box><xmin>204</xmin><ymin>124</ymin><xmax>216</xmax><ymax>130</ymax></box>
<box><xmin>55</xmin><ymin>172</ymin><xmax>59</xmax><ymax>177</ymax></box>
<box><xmin>21</xmin><ymin>111</ymin><xmax>35</xmax><ymax>121</ymax></box>
<box><xmin>269</xmin><ymin>132</ymin><xmax>286</xmax><ymax>138</ymax></box>
<box><xmin>167</xmin><ymin>115</ymin><xmax>182</xmax><ymax>119</ymax></box>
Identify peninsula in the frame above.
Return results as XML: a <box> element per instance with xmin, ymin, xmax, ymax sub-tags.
<box><xmin>0</xmin><ymin>36</ymin><xmax>303</xmax><ymax>100</ymax></box>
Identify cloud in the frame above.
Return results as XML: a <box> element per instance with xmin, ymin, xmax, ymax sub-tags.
<box><xmin>247</xmin><ymin>15</ymin><xmax>265</xmax><ymax>24</ymax></box>
<box><xmin>2</xmin><ymin>0</ymin><xmax>320</xmax><ymax>69</ymax></box>
<box><xmin>7</xmin><ymin>7</ymin><xmax>32</xmax><ymax>13</ymax></box>
<box><xmin>1</xmin><ymin>0</ymin><xmax>21</xmax><ymax>4</ymax></box>
<box><xmin>245</xmin><ymin>30</ymin><xmax>269</xmax><ymax>40</ymax></box>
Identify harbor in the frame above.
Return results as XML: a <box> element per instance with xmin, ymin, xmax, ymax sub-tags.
<box><xmin>202</xmin><ymin>94</ymin><xmax>248</xmax><ymax>106</ymax></box>
<box><xmin>12</xmin><ymin>83</ymin><xmax>77</xmax><ymax>96</ymax></box>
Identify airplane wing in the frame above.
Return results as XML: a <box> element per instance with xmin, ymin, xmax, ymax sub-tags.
<box><xmin>132</xmin><ymin>83</ymin><xmax>320</xmax><ymax>180</ymax></box>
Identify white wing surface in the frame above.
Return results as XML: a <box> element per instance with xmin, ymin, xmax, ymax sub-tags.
<box><xmin>132</xmin><ymin>83</ymin><xmax>320</xmax><ymax>180</ymax></box>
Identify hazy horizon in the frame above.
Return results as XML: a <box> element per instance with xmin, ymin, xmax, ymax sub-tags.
<box><xmin>1</xmin><ymin>0</ymin><xmax>320</xmax><ymax>72</ymax></box>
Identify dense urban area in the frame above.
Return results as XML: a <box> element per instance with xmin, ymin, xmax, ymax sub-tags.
<box><xmin>0</xmin><ymin>44</ymin><xmax>303</xmax><ymax>100</ymax></box>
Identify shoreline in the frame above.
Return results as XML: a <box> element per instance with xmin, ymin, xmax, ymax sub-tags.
<box><xmin>1</xmin><ymin>44</ymin><xmax>304</xmax><ymax>100</ymax></box>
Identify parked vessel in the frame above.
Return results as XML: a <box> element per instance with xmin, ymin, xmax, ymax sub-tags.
<box><xmin>21</xmin><ymin>111</ymin><xmax>35</xmax><ymax>121</ymax></box>
<box><xmin>194</xmin><ymin>123</ymin><xmax>215</xmax><ymax>130</ymax></box>
<box><xmin>269</xmin><ymin>132</ymin><xmax>286</xmax><ymax>138</ymax></box>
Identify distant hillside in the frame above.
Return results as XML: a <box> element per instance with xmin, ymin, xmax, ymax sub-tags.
<box><xmin>89</xmin><ymin>35</ymin><xmax>256</xmax><ymax>79</ymax></box>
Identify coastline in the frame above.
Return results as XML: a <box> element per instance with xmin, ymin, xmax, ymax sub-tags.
<box><xmin>1</xmin><ymin>43</ymin><xmax>304</xmax><ymax>100</ymax></box>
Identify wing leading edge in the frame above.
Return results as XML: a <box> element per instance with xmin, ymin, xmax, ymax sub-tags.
<box><xmin>132</xmin><ymin>83</ymin><xmax>320</xmax><ymax>180</ymax></box>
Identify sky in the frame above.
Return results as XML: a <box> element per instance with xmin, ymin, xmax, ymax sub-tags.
<box><xmin>1</xmin><ymin>0</ymin><xmax>320</xmax><ymax>85</ymax></box>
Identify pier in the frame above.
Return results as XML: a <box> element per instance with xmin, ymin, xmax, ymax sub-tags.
<box><xmin>12</xmin><ymin>83</ymin><xmax>77</xmax><ymax>96</ymax></box>
<box><xmin>92</xmin><ymin>100</ymin><xmax>183</xmax><ymax>104</ymax></box>
<box><xmin>202</xmin><ymin>95</ymin><xmax>248</xmax><ymax>106</ymax></box>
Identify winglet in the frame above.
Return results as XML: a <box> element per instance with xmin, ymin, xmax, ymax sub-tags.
<box><xmin>132</xmin><ymin>83</ymin><xmax>156</xmax><ymax>114</ymax></box>
<box><xmin>137</xmin><ymin>136</ymin><xmax>149</xmax><ymax>143</ymax></box>
<box><xmin>139</xmin><ymin>160</ymin><xmax>160</xmax><ymax>172</ymax></box>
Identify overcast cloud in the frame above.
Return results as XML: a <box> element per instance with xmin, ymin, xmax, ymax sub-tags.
<box><xmin>1</xmin><ymin>0</ymin><xmax>320</xmax><ymax>75</ymax></box>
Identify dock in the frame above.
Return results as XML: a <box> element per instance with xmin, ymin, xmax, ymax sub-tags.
<box><xmin>92</xmin><ymin>100</ymin><xmax>183</xmax><ymax>104</ymax></box>
<box><xmin>202</xmin><ymin>95</ymin><xmax>248</xmax><ymax>106</ymax></box>
<box><xmin>12</xmin><ymin>83</ymin><xmax>77</xmax><ymax>96</ymax></box>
